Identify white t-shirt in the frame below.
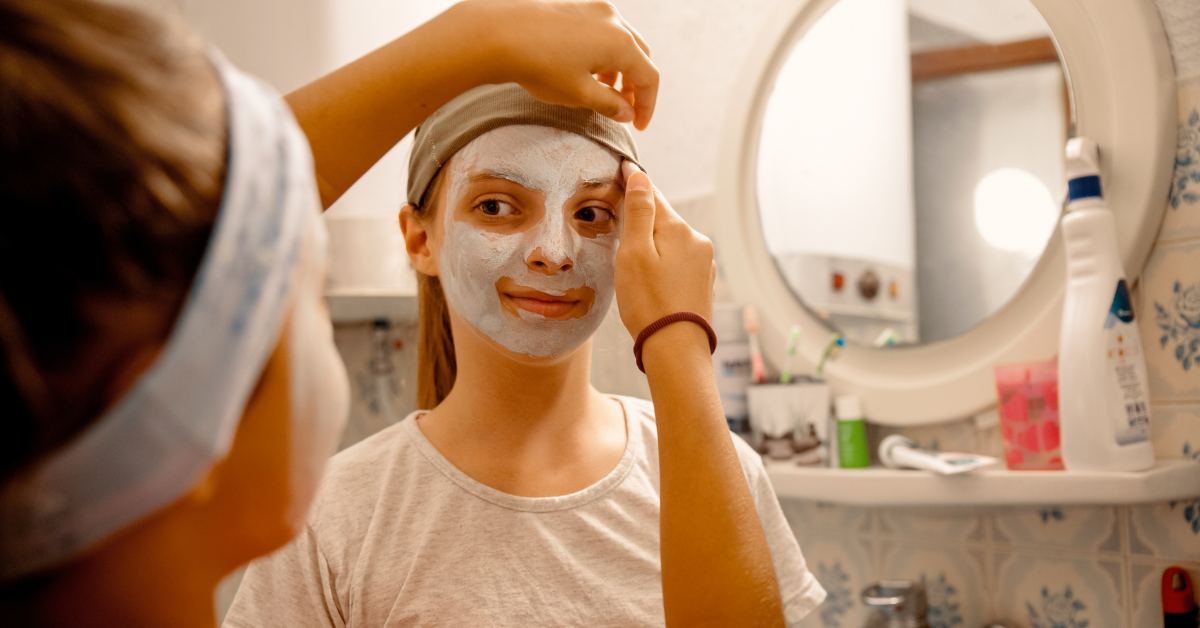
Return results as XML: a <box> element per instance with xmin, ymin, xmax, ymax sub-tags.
<box><xmin>224</xmin><ymin>395</ymin><xmax>825</xmax><ymax>627</ymax></box>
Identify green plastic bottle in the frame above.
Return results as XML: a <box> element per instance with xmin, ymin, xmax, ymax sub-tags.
<box><xmin>836</xmin><ymin>395</ymin><xmax>870</xmax><ymax>468</ymax></box>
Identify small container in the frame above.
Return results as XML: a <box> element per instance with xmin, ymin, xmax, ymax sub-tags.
<box><xmin>712</xmin><ymin>304</ymin><xmax>752</xmax><ymax>433</ymax></box>
<box><xmin>794</xmin><ymin>382</ymin><xmax>831</xmax><ymax>466</ymax></box>
<box><xmin>994</xmin><ymin>358</ymin><xmax>1064</xmax><ymax>470</ymax></box>
<box><xmin>748</xmin><ymin>382</ymin><xmax>832</xmax><ymax>463</ymax></box>
<box><xmin>835</xmin><ymin>395</ymin><xmax>869</xmax><ymax>468</ymax></box>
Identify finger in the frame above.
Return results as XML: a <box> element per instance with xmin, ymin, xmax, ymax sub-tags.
<box><xmin>622</xmin><ymin>59</ymin><xmax>659</xmax><ymax>130</ymax></box>
<box><xmin>620</xmin><ymin>160</ymin><xmax>656</xmax><ymax>250</ymax></box>
<box><xmin>652</xmin><ymin>186</ymin><xmax>687</xmax><ymax>228</ymax></box>
<box><xmin>631</xmin><ymin>78</ymin><xmax>658</xmax><ymax>130</ymax></box>
<box><xmin>576</xmin><ymin>76</ymin><xmax>635</xmax><ymax>123</ymax></box>
<box><xmin>595</xmin><ymin>71</ymin><xmax>620</xmax><ymax>88</ymax></box>
<box><xmin>618</xmin><ymin>16</ymin><xmax>651</xmax><ymax>57</ymax></box>
<box><xmin>605</xmin><ymin>34</ymin><xmax>658</xmax><ymax>130</ymax></box>
<box><xmin>619</xmin><ymin>75</ymin><xmax>636</xmax><ymax>109</ymax></box>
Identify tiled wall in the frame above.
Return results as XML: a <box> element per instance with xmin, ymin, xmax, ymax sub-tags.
<box><xmin>783</xmin><ymin>503</ymin><xmax>1200</xmax><ymax>627</ymax></box>
<box><xmin>331</xmin><ymin>320</ymin><xmax>420</xmax><ymax>450</ymax></box>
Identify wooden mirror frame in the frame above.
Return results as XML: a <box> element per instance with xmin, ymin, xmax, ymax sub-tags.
<box><xmin>713</xmin><ymin>0</ymin><xmax>1176</xmax><ymax>424</ymax></box>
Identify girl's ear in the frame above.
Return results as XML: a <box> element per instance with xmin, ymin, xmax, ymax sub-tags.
<box><xmin>399</xmin><ymin>205</ymin><xmax>438</xmax><ymax>277</ymax></box>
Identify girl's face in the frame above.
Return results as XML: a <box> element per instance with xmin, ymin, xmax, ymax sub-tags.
<box><xmin>435</xmin><ymin>125</ymin><xmax>624</xmax><ymax>359</ymax></box>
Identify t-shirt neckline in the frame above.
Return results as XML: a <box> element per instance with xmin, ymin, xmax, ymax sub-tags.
<box><xmin>401</xmin><ymin>395</ymin><xmax>642</xmax><ymax>513</ymax></box>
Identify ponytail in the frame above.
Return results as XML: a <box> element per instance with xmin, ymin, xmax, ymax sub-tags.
<box><xmin>416</xmin><ymin>272</ymin><xmax>455</xmax><ymax>409</ymax></box>
<box><xmin>412</xmin><ymin>172</ymin><xmax>455</xmax><ymax>409</ymax></box>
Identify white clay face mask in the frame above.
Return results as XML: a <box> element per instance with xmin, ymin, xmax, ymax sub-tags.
<box><xmin>438</xmin><ymin>125</ymin><xmax>621</xmax><ymax>358</ymax></box>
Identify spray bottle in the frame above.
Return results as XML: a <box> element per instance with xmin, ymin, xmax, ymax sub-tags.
<box><xmin>1059</xmin><ymin>138</ymin><xmax>1154</xmax><ymax>472</ymax></box>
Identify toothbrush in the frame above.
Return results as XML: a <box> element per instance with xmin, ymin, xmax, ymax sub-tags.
<box><xmin>874</xmin><ymin>327</ymin><xmax>899</xmax><ymax>348</ymax></box>
<box><xmin>815</xmin><ymin>332</ymin><xmax>844</xmax><ymax>379</ymax></box>
<box><xmin>780</xmin><ymin>325</ymin><xmax>801</xmax><ymax>384</ymax></box>
<box><xmin>743</xmin><ymin>305</ymin><xmax>767</xmax><ymax>384</ymax></box>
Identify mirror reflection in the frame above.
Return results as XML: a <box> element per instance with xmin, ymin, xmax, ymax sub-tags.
<box><xmin>757</xmin><ymin>0</ymin><xmax>1071</xmax><ymax>347</ymax></box>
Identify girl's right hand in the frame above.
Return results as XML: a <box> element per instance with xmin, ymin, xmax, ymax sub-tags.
<box><xmin>445</xmin><ymin>0</ymin><xmax>659</xmax><ymax>129</ymax></box>
<box><xmin>614</xmin><ymin>161</ymin><xmax>716</xmax><ymax>342</ymax></box>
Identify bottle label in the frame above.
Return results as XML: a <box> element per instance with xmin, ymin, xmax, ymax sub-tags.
<box><xmin>712</xmin><ymin>343</ymin><xmax>751</xmax><ymax>421</ymax></box>
<box><xmin>1103</xmin><ymin>279</ymin><xmax>1150</xmax><ymax>446</ymax></box>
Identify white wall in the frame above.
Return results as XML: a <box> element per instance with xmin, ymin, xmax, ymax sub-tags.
<box><xmin>911</xmin><ymin>63</ymin><xmax>1066</xmax><ymax>342</ymax></box>
<box><xmin>179</xmin><ymin>0</ymin><xmax>458</xmax><ymax>220</ymax></box>
<box><xmin>756</xmin><ymin>0</ymin><xmax>915</xmax><ymax>270</ymax></box>
<box><xmin>181</xmin><ymin>0</ymin><xmax>459</xmax><ymax>93</ymax></box>
<box><xmin>176</xmin><ymin>0</ymin><xmax>783</xmax><ymax>210</ymax></box>
<box><xmin>182</xmin><ymin>0</ymin><xmax>334</xmax><ymax>94</ymax></box>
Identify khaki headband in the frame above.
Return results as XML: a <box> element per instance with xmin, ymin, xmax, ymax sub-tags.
<box><xmin>407</xmin><ymin>83</ymin><xmax>641</xmax><ymax>206</ymax></box>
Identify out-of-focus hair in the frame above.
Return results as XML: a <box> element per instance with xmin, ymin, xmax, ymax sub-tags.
<box><xmin>0</xmin><ymin>0</ymin><xmax>227</xmax><ymax>483</ymax></box>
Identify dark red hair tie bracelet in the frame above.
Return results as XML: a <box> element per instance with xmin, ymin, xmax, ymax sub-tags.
<box><xmin>633</xmin><ymin>312</ymin><xmax>718</xmax><ymax>373</ymax></box>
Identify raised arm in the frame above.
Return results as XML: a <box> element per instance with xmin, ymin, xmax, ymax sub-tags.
<box><xmin>616</xmin><ymin>162</ymin><xmax>785</xmax><ymax>628</ymax></box>
<box><xmin>284</xmin><ymin>0</ymin><xmax>659</xmax><ymax>208</ymax></box>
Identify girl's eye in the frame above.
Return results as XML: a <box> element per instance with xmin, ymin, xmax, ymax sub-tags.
<box><xmin>477</xmin><ymin>199</ymin><xmax>515</xmax><ymax>217</ymax></box>
<box><xmin>575</xmin><ymin>206</ymin><xmax>613</xmax><ymax>225</ymax></box>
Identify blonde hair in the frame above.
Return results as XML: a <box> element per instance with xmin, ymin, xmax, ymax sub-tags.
<box><xmin>411</xmin><ymin>173</ymin><xmax>456</xmax><ymax>409</ymax></box>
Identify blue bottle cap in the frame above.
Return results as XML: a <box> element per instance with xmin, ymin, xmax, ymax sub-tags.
<box><xmin>1068</xmin><ymin>175</ymin><xmax>1102</xmax><ymax>201</ymax></box>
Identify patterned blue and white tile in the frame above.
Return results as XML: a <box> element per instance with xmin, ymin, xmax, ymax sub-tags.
<box><xmin>992</xmin><ymin>551</ymin><xmax>1127</xmax><ymax>628</ymax></box>
<box><xmin>1138</xmin><ymin>238</ymin><xmax>1200</xmax><ymax>401</ymax></box>
<box><xmin>878</xmin><ymin>542</ymin><xmax>989</xmax><ymax>627</ymax></box>
<box><xmin>1156</xmin><ymin>0</ymin><xmax>1200</xmax><ymax>81</ymax></box>
<box><xmin>992</xmin><ymin>505</ymin><xmax>1122</xmax><ymax>554</ymax></box>
<box><xmin>779</xmin><ymin>499</ymin><xmax>873</xmax><ymax>540</ymax></box>
<box><xmin>1129</xmin><ymin>499</ymin><xmax>1200</xmax><ymax>561</ymax></box>
<box><xmin>1148</xmin><ymin>403</ymin><xmax>1200</xmax><ymax>461</ymax></box>
<box><xmin>1129</xmin><ymin>559</ymin><xmax>1200</xmax><ymax>628</ymax></box>
<box><xmin>876</xmin><ymin>507</ymin><xmax>987</xmax><ymax>545</ymax></box>
<box><xmin>794</xmin><ymin>538</ymin><xmax>873</xmax><ymax>628</ymax></box>
<box><xmin>1160</xmin><ymin>78</ymin><xmax>1200</xmax><ymax>241</ymax></box>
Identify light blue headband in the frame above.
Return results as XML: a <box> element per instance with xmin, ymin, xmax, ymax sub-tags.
<box><xmin>0</xmin><ymin>51</ymin><xmax>320</xmax><ymax>581</ymax></box>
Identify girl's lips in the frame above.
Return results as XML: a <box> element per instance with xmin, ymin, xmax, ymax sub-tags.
<box><xmin>496</xmin><ymin>282</ymin><xmax>596</xmax><ymax>320</ymax></box>
<box><xmin>507</xmin><ymin>295</ymin><xmax>580</xmax><ymax>318</ymax></box>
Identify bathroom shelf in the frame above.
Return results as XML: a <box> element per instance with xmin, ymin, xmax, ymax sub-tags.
<box><xmin>816</xmin><ymin>302</ymin><xmax>915</xmax><ymax>323</ymax></box>
<box><xmin>325</xmin><ymin>290</ymin><xmax>416</xmax><ymax>323</ymax></box>
<box><xmin>763</xmin><ymin>459</ymin><xmax>1200</xmax><ymax>506</ymax></box>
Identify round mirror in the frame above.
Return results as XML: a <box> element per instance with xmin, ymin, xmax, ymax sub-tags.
<box><xmin>714</xmin><ymin>0</ymin><xmax>1174</xmax><ymax>422</ymax></box>
<box><xmin>757</xmin><ymin>0</ymin><xmax>1072</xmax><ymax>347</ymax></box>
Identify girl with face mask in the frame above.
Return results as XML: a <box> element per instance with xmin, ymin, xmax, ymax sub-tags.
<box><xmin>225</xmin><ymin>85</ymin><xmax>826</xmax><ymax>628</ymax></box>
<box><xmin>1</xmin><ymin>0</ymin><xmax>808</xmax><ymax>626</ymax></box>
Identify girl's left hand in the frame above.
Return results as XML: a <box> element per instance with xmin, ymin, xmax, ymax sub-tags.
<box><xmin>614</xmin><ymin>162</ymin><xmax>716</xmax><ymax>341</ymax></box>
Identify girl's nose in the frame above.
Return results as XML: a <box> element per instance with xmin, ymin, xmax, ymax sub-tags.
<box><xmin>526</xmin><ymin>246</ymin><xmax>573</xmax><ymax>275</ymax></box>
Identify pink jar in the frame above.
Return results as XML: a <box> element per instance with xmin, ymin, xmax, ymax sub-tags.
<box><xmin>994</xmin><ymin>358</ymin><xmax>1064</xmax><ymax>471</ymax></box>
